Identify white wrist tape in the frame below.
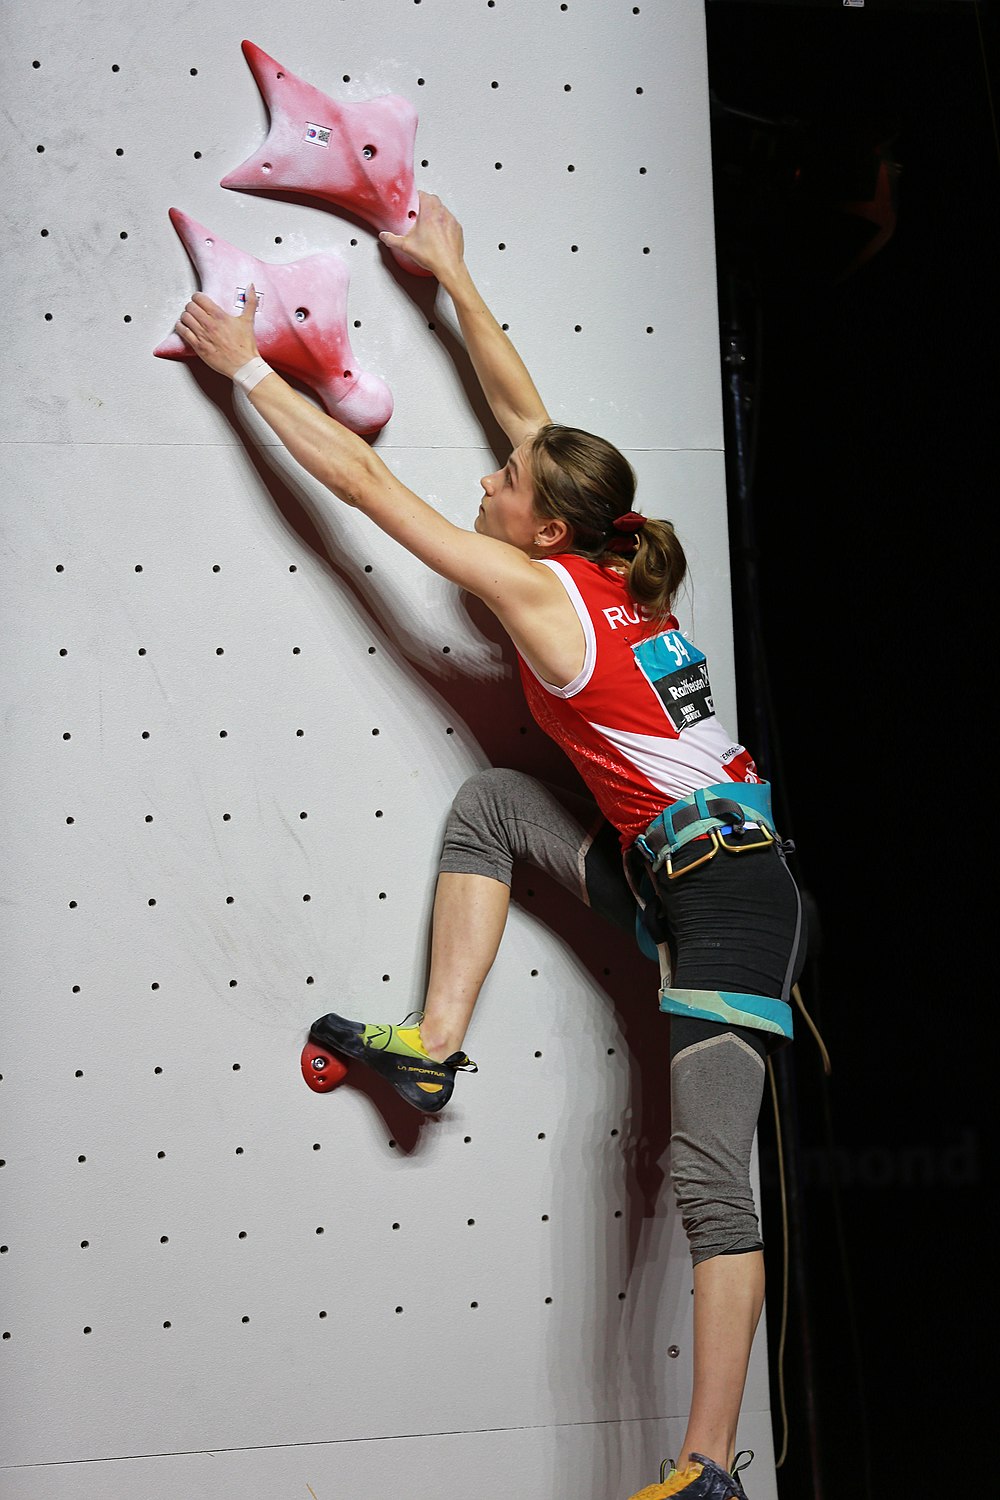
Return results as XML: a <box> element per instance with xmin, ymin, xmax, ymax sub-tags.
<box><xmin>233</xmin><ymin>356</ymin><xmax>273</xmax><ymax>393</ymax></box>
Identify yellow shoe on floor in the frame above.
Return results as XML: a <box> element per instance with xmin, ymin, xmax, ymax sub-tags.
<box><xmin>627</xmin><ymin>1451</ymin><xmax>753</xmax><ymax>1500</ymax></box>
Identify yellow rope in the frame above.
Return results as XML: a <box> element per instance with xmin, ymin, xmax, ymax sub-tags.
<box><xmin>768</xmin><ymin>979</ymin><xmax>830</xmax><ymax>1468</ymax></box>
<box><xmin>793</xmin><ymin>981</ymin><xmax>831</xmax><ymax>1075</ymax></box>
<box><xmin>767</xmin><ymin>1053</ymin><xmax>790</xmax><ymax>1469</ymax></box>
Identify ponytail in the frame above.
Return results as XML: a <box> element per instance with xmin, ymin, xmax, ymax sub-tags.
<box><xmin>527</xmin><ymin>423</ymin><xmax>688</xmax><ymax>619</ymax></box>
<box><xmin>623</xmin><ymin>518</ymin><xmax>687</xmax><ymax>621</ymax></box>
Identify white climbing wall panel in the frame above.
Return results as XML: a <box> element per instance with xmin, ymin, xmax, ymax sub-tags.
<box><xmin>0</xmin><ymin>2</ymin><xmax>779</xmax><ymax>1497</ymax></box>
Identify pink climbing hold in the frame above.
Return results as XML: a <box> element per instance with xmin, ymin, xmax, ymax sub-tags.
<box><xmin>221</xmin><ymin>41</ymin><xmax>428</xmax><ymax>275</ymax></box>
<box><xmin>155</xmin><ymin>208</ymin><xmax>393</xmax><ymax>436</ymax></box>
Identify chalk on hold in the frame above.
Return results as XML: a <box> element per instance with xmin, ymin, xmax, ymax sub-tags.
<box><xmin>221</xmin><ymin>41</ymin><xmax>429</xmax><ymax>276</ymax></box>
<box><xmin>301</xmin><ymin>1039</ymin><xmax>349</xmax><ymax>1093</ymax></box>
<box><xmin>155</xmin><ymin>208</ymin><xmax>393</xmax><ymax>435</ymax></box>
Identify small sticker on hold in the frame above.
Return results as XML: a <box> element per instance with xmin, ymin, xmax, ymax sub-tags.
<box><xmin>843</xmin><ymin>0</ymin><xmax>864</xmax><ymax>7</ymax></box>
<box><xmin>304</xmin><ymin>123</ymin><xmax>332</xmax><ymax>146</ymax></box>
<box><xmin>234</xmin><ymin>287</ymin><xmax>264</xmax><ymax>313</ymax></box>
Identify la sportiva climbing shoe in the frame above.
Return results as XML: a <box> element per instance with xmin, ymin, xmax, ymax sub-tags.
<box><xmin>627</xmin><ymin>1451</ymin><xmax>753</xmax><ymax>1500</ymax></box>
<box><xmin>308</xmin><ymin>1010</ymin><xmax>477</xmax><ymax>1114</ymax></box>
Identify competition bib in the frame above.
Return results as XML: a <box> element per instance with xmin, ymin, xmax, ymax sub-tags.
<box><xmin>632</xmin><ymin>630</ymin><xmax>715</xmax><ymax>734</ymax></box>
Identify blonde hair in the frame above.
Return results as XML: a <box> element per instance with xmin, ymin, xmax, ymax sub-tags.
<box><xmin>527</xmin><ymin>424</ymin><xmax>687</xmax><ymax>619</ymax></box>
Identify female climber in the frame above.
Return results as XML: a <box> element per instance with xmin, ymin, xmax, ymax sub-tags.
<box><xmin>174</xmin><ymin>191</ymin><xmax>805</xmax><ymax>1500</ymax></box>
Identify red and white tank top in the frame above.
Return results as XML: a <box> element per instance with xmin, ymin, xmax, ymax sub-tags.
<box><xmin>516</xmin><ymin>553</ymin><xmax>760</xmax><ymax>845</ymax></box>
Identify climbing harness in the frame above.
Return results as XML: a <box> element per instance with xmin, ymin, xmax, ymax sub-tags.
<box><xmin>631</xmin><ymin>781</ymin><xmax>798</xmax><ymax>1044</ymax></box>
<box><xmin>635</xmin><ymin>780</ymin><xmax>780</xmax><ymax>880</ymax></box>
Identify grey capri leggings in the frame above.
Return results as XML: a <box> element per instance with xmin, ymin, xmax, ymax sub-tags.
<box><xmin>440</xmin><ymin>767</ymin><xmax>805</xmax><ymax>1266</ymax></box>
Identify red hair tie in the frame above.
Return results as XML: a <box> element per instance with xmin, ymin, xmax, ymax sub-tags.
<box><xmin>605</xmin><ymin>511</ymin><xmax>647</xmax><ymax>554</ymax></box>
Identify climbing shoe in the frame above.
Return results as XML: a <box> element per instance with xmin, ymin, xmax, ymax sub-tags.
<box><xmin>308</xmin><ymin>1010</ymin><xmax>477</xmax><ymax>1114</ymax></box>
<box><xmin>627</xmin><ymin>1451</ymin><xmax>753</xmax><ymax>1500</ymax></box>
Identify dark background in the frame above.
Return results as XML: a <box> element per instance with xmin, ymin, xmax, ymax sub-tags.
<box><xmin>703</xmin><ymin>2</ymin><xmax>996</xmax><ymax>1494</ymax></box>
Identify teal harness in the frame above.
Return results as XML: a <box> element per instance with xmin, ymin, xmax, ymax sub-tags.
<box><xmin>635</xmin><ymin>779</ymin><xmax>778</xmax><ymax>873</ymax></box>
<box><xmin>632</xmin><ymin>781</ymin><xmax>795</xmax><ymax>1043</ymax></box>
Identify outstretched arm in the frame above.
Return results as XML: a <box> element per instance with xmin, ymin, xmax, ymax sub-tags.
<box><xmin>172</xmin><ymin>289</ymin><xmax>553</xmax><ymax>621</ymax></box>
<box><xmin>380</xmin><ymin>193</ymin><xmax>550</xmax><ymax>449</ymax></box>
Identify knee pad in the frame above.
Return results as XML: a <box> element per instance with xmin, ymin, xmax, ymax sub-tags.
<box><xmin>440</xmin><ymin>768</ymin><xmax>548</xmax><ymax>885</ymax></box>
<box><xmin>669</xmin><ymin>1030</ymin><xmax>766</xmax><ymax>1265</ymax></box>
<box><xmin>449</xmin><ymin>767</ymin><xmax>535</xmax><ymax>823</ymax></box>
<box><xmin>439</xmin><ymin>769</ymin><xmax>522</xmax><ymax>885</ymax></box>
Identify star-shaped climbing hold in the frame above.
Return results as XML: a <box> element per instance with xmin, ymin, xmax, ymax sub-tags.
<box><xmin>221</xmin><ymin>41</ymin><xmax>428</xmax><ymax>275</ymax></box>
<box><xmin>154</xmin><ymin>208</ymin><xmax>393</xmax><ymax>435</ymax></box>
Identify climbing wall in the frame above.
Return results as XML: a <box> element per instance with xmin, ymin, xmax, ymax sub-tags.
<box><xmin>0</xmin><ymin>2</ymin><xmax>779</xmax><ymax>1497</ymax></box>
